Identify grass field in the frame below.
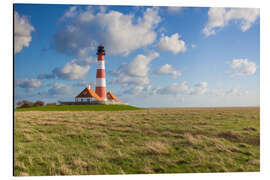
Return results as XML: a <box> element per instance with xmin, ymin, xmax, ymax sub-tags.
<box><xmin>15</xmin><ymin>104</ymin><xmax>141</xmax><ymax>112</ymax></box>
<box><xmin>14</xmin><ymin>107</ymin><xmax>260</xmax><ymax>176</ymax></box>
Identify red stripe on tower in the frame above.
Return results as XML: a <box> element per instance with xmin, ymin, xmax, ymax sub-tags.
<box><xmin>96</xmin><ymin>69</ymin><xmax>105</xmax><ymax>78</ymax></box>
<box><xmin>95</xmin><ymin>45</ymin><xmax>107</xmax><ymax>101</ymax></box>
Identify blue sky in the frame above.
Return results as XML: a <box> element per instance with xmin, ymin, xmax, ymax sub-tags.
<box><xmin>14</xmin><ymin>4</ymin><xmax>260</xmax><ymax>107</ymax></box>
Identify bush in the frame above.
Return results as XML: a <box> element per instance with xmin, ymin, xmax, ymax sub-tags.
<box><xmin>16</xmin><ymin>100</ymin><xmax>45</xmax><ymax>108</ymax></box>
<box><xmin>16</xmin><ymin>101</ymin><xmax>24</xmax><ymax>108</ymax></box>
<box><xmin>34</xmin><ymin>100</ymin><xmax>45</xmax><ymax>107</ymax></box>
<box><xmin>20</xmin><ymin>100</ymin><xmax>35</xmax><ymax>108</ymax></box>
<box><xmin>46</xmin><ymin>102</ymin><xmax>57</xmax><ymax>106</ymax></box>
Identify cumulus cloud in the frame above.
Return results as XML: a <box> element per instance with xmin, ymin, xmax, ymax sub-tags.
<box><xmin>53</xmin><ymin>7</ymin><xmax>161</xmax><ymax>56</ymax></box>
<box><xmin>154</xmin><ymin>81</ymin><xmax>191</xmax><ymax>95</ymax></box>
<box><xmin>34</xmin><ymin>82</ymin><xmax>75</xmax><ymax>99</ymax></box>
<box><xmin>60</xmin><ymin>6</ymin><xmax>78</xmax><ymax>21</ymax></box>
<box><xmin>154</xmin><ymin>64</ymin><xmax>181</xmax><ymax>78</ymax></box>
<box><xmin>192</xmin><ymin>82</ymin><xmax>208</xmax><ymax>95</ymax></box>
<box><xmin>230</xmin><ymin>58</ymin><xmax>257</xmax><ymax>76</ymax></box>
<box><xmin>38</xmin><ymin>55</ymin><xmax>95</xmax><ymax>81</ymax></box>
<box><xmin>117</xmin><ymin>79</ymin><xmax>248</xmax><ymax>100</ymax></box>
<box><xmin>15</xmin><ymin>78</ymin><xmax>42</xmax><ymax>91</ymax></box>
<box><xmin>14</xmin><ymin>11</ymin><xmax>35</xmax><ymax>54</ymax></box>
<box><xmin>52</xmin><ymin>60</ymin><xmax>90</xmax><ymax>80</ymax></box>
<box><xmin>112</xmin><ymin>73</ymin><xmax>150</xmax><ymax>86</ymax></box>
<box><xmin>117</xmin><ymin>85</ymin><xmax>154</xmax><ymax>98</ymax></box>
<box><xmin>157</xmin><ymin>33</ymin><xmax>187</xmax><ymax>54</ymax></box>
<box><xmin>47</xmin><ymin>82</ymin><xmax>74</xmax><ymax>97</ymax></box>
<box><xmin>111</xmin><ymin>51</ymin><xmax>159</xmax><ymax>86</ymax></box>
<box><xmin>122</xmin><ymin>86</ymin><xmax>145</xmax><ymax>96</ymax></box>
<box><xmin>127</xmin><ymin>51</ymin><xmax>159</xmax><ymax>77</ymax></box>
<box><xmin>203</xmin><ymin>8</ymin><xmax>260</xmax><ymax>36</ymax></box>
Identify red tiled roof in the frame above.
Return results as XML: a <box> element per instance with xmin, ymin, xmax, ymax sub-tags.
<box><xmin>76</xmin><ymin>88</ymin><xmax>102</xmax><ymax>102</ymax></box>
<box><xmin>107</xmin><ymin>91</ymin><xmax>121</xmax><ymax>103</ymax></box>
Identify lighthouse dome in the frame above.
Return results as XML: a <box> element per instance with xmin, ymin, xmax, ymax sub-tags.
<box><xmin>97</xmin><ymin>44</ymin><xmax>105</xmax><ymax>55</ymax></box>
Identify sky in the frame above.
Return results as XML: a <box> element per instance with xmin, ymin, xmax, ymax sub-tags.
<box><xmin>14</xmin><ymin>4</ymin><xmax>260</xmax><ymax>107</ymax></box>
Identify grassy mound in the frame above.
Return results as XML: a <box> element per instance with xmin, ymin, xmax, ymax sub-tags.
<box><xmin>15</xmin><ymin>104</ymin><xmax>141</xmax><ymax>112</ymax></box>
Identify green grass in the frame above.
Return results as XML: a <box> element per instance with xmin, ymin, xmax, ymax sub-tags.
<box><xmin>15</xmin><ymin>104</ymin><xmax>141</xmax><ymax>112</ymax></box>
<box><xmin>14</xmin><ymin>107</ymin><xmax>260</xmax><ymax>176</ymax></box>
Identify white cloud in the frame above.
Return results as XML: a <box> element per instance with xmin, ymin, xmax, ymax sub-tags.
<box><xmin>47</xmin><ymin>82</ymin><xmax>74</xmax><ymax>96</ymax></box>
<box><xmin>15</xmin><ymin>78</ymin><xmax>42</xmax><ymax>91</ymax></box>
<box><xmin>154</xmin><ymin>81</ymin><xmax>191</xmax><ymax>95</ymax></box>
<box><xmin>99</xmin><ymin>6</ymin><xmax>107</xmax><ymax>13</ymax></box>
<box><xmin>154</xmin><ymin>64</ymin><xmax>181</xmax><ymax>78</ymax></box>
<box><xmin>231</xmin><ymin>58</ymin><xmax>257</xmax><ymax>76</ymax></box>
<box><xmin>46</xmin><ymin>7</ymin><xmax>161</xmax><ymax>82</ymax></box>
<box><xmin>75</xmin><ymin>54</ymin><xmax>96</xmax><ymax>66</ymax></box>
<box><xmin>226</xmin><ymin>88</ymin><xmax>248</xmax><ymax>96</ymax></box>
<box><xmin>122</xmin><ymin>86</ymin><xmax>145</xmax><ymax>96</ymax></box>
<box><xmin>118</xmin><ymin>85</ymin><xmax>155</xmax><ymax>98</ymax></box>
<box><xmin>52</xmin><ymin>60</ymin><xmax>90</xmax><ymax>80</ymax></box>
<box><xmin>157</xmin><ymin>33</ymin><xmax>187</xmax><ymax>54</ymax></box>
<box><xmin>150</xmin><ymin>81</ymin><xmax>248</xmax><ymax>98</ymax></box>
<box><xmin>191</xmin><ymin>82</ymin><xmax>208</xmax><ymax>95</ymax></box>
<box><xmin>209</xmin><ymin>88</ymin><xmax>248</xmax><ymax>97</ymax></box>
<box><xmin>111</xmin><ymin>51</ymin><xmax>159</xmax><ymax>86</ymax></box>
<box><xmin>203</xmin><ymin>8</ymin><xmax>260</xmax><ymax>36</ymax></box>
<box><xmin>38</xmin><ymin>54</ymin><xmax>95</xmax><ymax>81</ymax></box>
<box><xmin>167</xmin><ymin>7</ymin><xmax>182</xmax><ymax>14</ymax></box>
<box><xmin>112</xmin><ymin>73</ymin><xmax>150</xmax><ymax>86</ymax></box>
<box><xmin>73</xmin><ymin>80</ymin><xmax>88</xmax><ymax>87</ymax></box>
<box><xmin>14</xmin><ymin>11</ymin><xmax>35</xmax><ymax>54</ymax></box>
<box><xmin>53</xmin><ymin>7</ymin><xmax>161</xmax><ymax>56</ymax></box>
<box><xmin>191</xmin><ymin>44</ymin><xmax>197</xmax><ymax>48</ymax></box>
<box><xmin>127</xmin><ymin>52</ymin><xmax>159</xmax><ymax>77</ymax></box>
<box><xmin>60</xmin><ymin>6</ymin><xmax>78</xmax><ymax>21</ymax></box>
<box><xmin>117</xmin><ymin>80</ymin><xmax>249</xmax><ymax>102</ymax></box>
<box><xmin>152</xmin><ymin>81</ymin><xmax>208</xmax><ymax>96</ymax></box>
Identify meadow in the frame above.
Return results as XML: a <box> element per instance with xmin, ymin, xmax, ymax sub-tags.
<box><xmin>14</xmin><ymin>107</ymin><xmax>260</xmax><ymax>176</ymax></box>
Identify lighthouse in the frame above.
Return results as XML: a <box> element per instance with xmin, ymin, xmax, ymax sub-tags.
<box><xmin>95</xmin><ymin>45</ymin><xmax>107</xmax><ymax>101</ymax></box>
<box><xmin>68</xmin><ymin>45</ymin><xmax>122</xmax><ymax>105</ymax></box>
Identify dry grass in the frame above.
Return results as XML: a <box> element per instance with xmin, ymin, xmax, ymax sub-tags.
<box><xmin>14</xmin><ymin>107</ymin><xmax>260</xmax><ymax>175</ymax></box>
<box><xmin>144</xmin><ymin>141</ymin><xmax>169</xmax><ymax>155</ymax></box>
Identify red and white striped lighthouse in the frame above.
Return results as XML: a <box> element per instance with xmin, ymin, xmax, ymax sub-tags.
<box><xmin>95</xmin><ymin>45</ymin><xmax>107</xmax><ymax>101</ymax></box>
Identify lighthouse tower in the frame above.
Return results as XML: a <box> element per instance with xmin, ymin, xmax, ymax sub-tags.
<box><xmin>95</xmin><ymin>45</ymin><xmax>107</xmax><ymax>101</ymax></box>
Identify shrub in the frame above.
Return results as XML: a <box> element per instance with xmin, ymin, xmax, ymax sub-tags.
<box><xmin>16</xmin><ymin>100</ymin><xmax>45</xmax><ymax>108</ymax></box>
<box><xmin>20</xmin><ymin>100</ymin><xmax>35</xmax><ymax>108</ymax></box>
<box><xmin>34</xmin><ymin>100</ymin><xmax>45</xmax><ymax>107</ymax></box>
<box><xmin>16</xmin><ymin>101</ymin><xmax>24</xmax><ymax>108</ymax></box>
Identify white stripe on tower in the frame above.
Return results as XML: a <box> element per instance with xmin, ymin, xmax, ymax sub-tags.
<box><xmin>97</xmin><ymin>61</ymin><xmax>105</xmax><ymax>69</ymax></box>
<box><xmin>96</xmin><ymin>78</ymin><xmax>106</xmax><ymax>87</ymax></box>
<box><xmin>95</xmin><ymin>45</ymin><xmax>107</xmax><ymax>101</ymax></box>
